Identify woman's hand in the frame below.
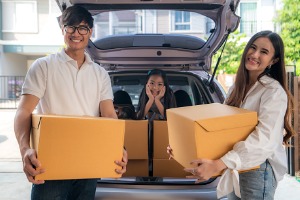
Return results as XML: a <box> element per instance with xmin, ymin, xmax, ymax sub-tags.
<box><xmin>115</xmin><ymin>148</ymin><xmax>128</xmax><ymax>175</ymax></box>
<box><xmin>184</xmin><ymin>159</ymin><xmax>227</xmax><ymax>183</ymax></box>
<box><xmin>167</xmin><ymin>144</ymin><xmax>174</xmax><ymax>160</ymax></box>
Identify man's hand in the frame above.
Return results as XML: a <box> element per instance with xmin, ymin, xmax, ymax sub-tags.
<box><xmin>114</xmin><ymin>148</ymin><xmax>128</xmax><ymax>175</ymax></box>
<box><xmin>22</xmin><ymin>148</ymin><xmax>45</xmax><ymax>184</ymax></box>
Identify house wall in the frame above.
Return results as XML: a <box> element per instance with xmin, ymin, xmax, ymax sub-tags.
<box><xmin>2</xmin><ymin>0</ymin><xmax>62</xmax><ymax>44</ymax></box>
<box><xmin>156</xmin><ymin>10</ymin><xmax>169</xmax><ymax>34</ymax></box>
<box><xmin>238</xmin><ymin>0</ymin><xmax>279</xmax><ymax>34</ymax></box>
<box><xmin>0</xmin><ymin>53</ymin><xmax>28</xmax><ymax>76</ymax></box>
<box><xmin>0</xmin><ymin>0</ymin><xmax>63</xmax><ymax>76</ymax></box>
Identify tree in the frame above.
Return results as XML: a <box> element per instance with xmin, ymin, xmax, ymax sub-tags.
<box><xmin>212</xmin><ymin>31</ymin><xmax>247</xmax><ymax>75</ymax></box>
<box><xmin>276</xmin><ymin>0</ymin><xmax>300</xmax><ymax>74</ymax></box>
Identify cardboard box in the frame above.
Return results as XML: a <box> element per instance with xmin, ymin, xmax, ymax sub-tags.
<box><xmin>153</xmin><ymin>120</ymin><xmax>170</xmax><ymax>159</ymax></box>
<box><xmin>124</xmin><ymin>159</ymin><xmax>149</xmax><ymax>177</ymax></box>
<box><xmin>31</xmin><ymin>114</ymin><xmax>125</xmax><ymax>180</ymax></box>
<box><xmin>124</xmin><ymin>120</ymin><xmax>148</xmax><ymax>159</ymax></box>
<box><xmin>122</xmin><ymin>120</ymin><xmax>149</xmax><ymax>177</ymax></box>
<box><xmin>167</xmin><ymin>103</ymin><xmax>257</xmax><ymax>172</ymax></box>
<box><xmin>153</xmin><ymin>159</ymin><xmax>190</xmax><ymax>177</ymax></box>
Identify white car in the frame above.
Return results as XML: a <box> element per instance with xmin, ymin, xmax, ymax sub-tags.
<box><xmin>56</xmin><ymin>1</ymin><xmax>241</xmax><ymax>199</ymax></box>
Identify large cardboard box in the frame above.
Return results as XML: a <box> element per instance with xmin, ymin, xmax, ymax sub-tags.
<box><xmin>31</xmin><ymin>114</ymin><xmax>125</xmax><ymax>180</ymax></box>
<box><xmin>124</xmin><ymin>160</ymin><xmax>149</xmax><ymax>177</ymax></box>
<box><xmin>153</xmin><ymin>120</ymin><xmax>170</xmax><ymax>159</ymax></box>
<box><xmin>167</xmin><ymin>103</ymin><xmax>257</xmax><ymax>171</ymax></box>
<box><xmin>124</xmin><ymin>120</ymin><xmax>148</xmax><ymax>159</ymax></box>
<box><xmin>153</xmin><ymin>159</ymin><xmax>190</xmax><ymax>178</ymax></box>
<box><xmin>123</xmin><ymin>120</ymin><xmax>149</xmax><ymax>177</ymax></box>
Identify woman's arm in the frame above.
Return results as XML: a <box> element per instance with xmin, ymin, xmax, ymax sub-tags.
<box><xmin>222</xmin><ymin>86</ymin><xmax>287</xmax><ymax>170</ymax></box>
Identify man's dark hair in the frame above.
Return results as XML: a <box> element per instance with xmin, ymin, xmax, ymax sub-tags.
<box><xmin>60</xmin><ymin>5</ymin><xmax>94</xmax><ymax>28</ymax></box>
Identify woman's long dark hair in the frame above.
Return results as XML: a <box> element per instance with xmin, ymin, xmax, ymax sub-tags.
<box><xmin>136</xmin><ymin>69</ymin><xmax>176</xmax><ymax>119</ymax></box>
<box><xmin>225</xmin><ymin>30</ymin><xmax>295</xmax><ymax>144</ymax></box>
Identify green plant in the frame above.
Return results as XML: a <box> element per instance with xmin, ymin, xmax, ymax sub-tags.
<box><xmin>212</xmin><ymin>31</ymin><xmax>247</xmax><ymax>75</ymax></box>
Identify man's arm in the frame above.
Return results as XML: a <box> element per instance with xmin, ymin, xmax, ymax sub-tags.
<box><xmin>14</xmin><ymin>94</ymin><xmax>45</xmax><ymax>184</ymax></box>
<box><xmin>99</xmin><ymin>99</ymin><xmax>118</xmax><ymax>119</ymax></box>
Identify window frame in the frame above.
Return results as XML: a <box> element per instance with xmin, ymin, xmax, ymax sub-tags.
<box><xmin>238</xmin><ymin>1</ymin><xmax>258</xmax><ymax>36</ymax></box>
<box><xmin>2</xmin><ymin>0</ymin><xmax>38</xmax><ymax>33</ymax></box>
<box><xmin>170</xmin><ymin>10</ymin><xmax>192</xmax><ymax>32</ymax></box>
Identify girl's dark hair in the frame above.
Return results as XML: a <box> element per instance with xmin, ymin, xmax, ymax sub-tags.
<box><xmin>226</xmin><ymin>30</ymin><xmax>295</xmax><ymax>144</ymax></box>
<box><xmin>136</xmin><ymin>69</ymin><xmax>176</xmax><ymax>119</ymax></box>
<box><xmin>60</xmin><ymin>5</ymin><xmax>94</xmax><ymax>28</ymax></box>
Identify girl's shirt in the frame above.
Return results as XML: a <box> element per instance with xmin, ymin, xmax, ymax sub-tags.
<box><xmin>217</xmin><ymin>75</ymin><xmax>287</xmax><ymax>198</ymax></box>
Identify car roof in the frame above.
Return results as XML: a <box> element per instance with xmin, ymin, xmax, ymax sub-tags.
<box><xmin>56</xmin><ymin>0</ymin><xmax>240</xmax><ymax>72</ymax></box>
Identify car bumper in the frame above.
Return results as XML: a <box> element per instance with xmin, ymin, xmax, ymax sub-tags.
<box><xmin>95</xmin><ymin>177</ymin><xmax>227</xmax><ymax>200</ymax></box>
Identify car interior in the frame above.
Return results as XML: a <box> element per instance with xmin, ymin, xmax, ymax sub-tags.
<box><xmin>110</xmin><ymin>71</ymin><xmax>213</xmax><ymax>108</ymax></box>
<box><xmin>108</xmin><ymin>70</ymin><xmax>223</xmax><ymax>180</ymax></box>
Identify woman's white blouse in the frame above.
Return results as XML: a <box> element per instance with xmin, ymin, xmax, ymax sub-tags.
<box><xmin>217</xmin><ymin>75</ymin><xmax>288</xmax><ymax>198</ymax></box>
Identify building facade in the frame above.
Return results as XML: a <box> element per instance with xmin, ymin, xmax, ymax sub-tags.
<box><xmin>0</xmin><ymin>0</ymin><xmax>63</xmax><ymax>76</ymax></box>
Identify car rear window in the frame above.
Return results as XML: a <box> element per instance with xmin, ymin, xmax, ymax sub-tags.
<box><xmin>91</xmin><ymin>10</ymin><xmax>215</xmax><ymax>43</ymax></box>
<box><xmin>111</xmin><ymin>74</ymin><xmax>196</xmax><ymax>106</ymax></box>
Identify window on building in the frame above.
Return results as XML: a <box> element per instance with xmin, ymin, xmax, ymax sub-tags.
<box><xmin>2</xmin><ymin>1</ymin><xmax>38</xmax><ymax>33</ymax></box>
<box><xmin>171</xmin><ymin>11</ymin><xmax>191</xmax><ymax>31</ymax></box>
<box><xmin>239</xmin><ymin>2</ymin><xmax>257</xmax><ymax>36</ymax></box>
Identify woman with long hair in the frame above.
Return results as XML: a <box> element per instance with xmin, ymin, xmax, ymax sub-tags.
<box><xmin>169</xmin><ymin>31</ymin><xmax>295</xmax><ymax>200</ymax></box>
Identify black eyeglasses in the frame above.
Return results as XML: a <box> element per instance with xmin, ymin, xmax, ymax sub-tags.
<box><xmin>64</xmin><ymin>25</ymin><xmax>90</xmax><ymax>35</ymax></box>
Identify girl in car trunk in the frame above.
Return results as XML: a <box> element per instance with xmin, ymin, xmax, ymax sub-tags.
<box><xmin>136</xmin><ymin>69</ymin><xmax>176</xmax><ymax>120</ymax></box>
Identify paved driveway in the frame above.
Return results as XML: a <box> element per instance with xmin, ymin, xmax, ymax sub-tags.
<box><xmin>0</xmin><ymin>109</ymin><xmax>299</xmax><ymax>200</ymax></box>
<box><xmin>0</xmin><ymin>109</ymin><xmax>31</xmax><ymax>200</ymax></box>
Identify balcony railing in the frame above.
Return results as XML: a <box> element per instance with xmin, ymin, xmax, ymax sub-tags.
<box><xmin>0</xmin><ymin>76</ymin><xmax>25</xmax><ymax>109</ymax></box>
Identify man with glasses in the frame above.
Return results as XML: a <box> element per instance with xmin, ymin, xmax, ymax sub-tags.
<box><xmin>14</xmin><ymin>5</ymin><xmax>128</xmax><ymax>200</ymax></box>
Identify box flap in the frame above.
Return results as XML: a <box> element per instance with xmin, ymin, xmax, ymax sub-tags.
<box><xmin>30</xmin><ymin>114</ymin><xmax>43</xmax><ymax>152</ymax></box>
<box><xmin>32</xmin><ymin>114</ymin><xmax>43</xmax><ymax>129</ymax></box>
<box><xmin>196</xmin><ymin>112</ymin><xmax>257</xmax><ymax>132</ymax></box>
<box><xmin>167</xmin><ymin>103</ymin><xmax>256</xmax><ymax>120</ymax></box>
<box><xmin>167</xmin><ymin>103</ymin><xmax>257</xmax><ymax>132</ymax></box>
<box><xmin>153</xmin><ymin>120</ymin><xmax>169</xmax><ymax>159</ymax></box>
<box><xmin>124</xmin><ymin>120</ymin><xmax>148</xmax><ymax>159</ymax></box>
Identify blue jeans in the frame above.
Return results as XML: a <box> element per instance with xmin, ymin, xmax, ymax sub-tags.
<box><xmin>31</xmin><ymin>179</ymin><xmax>97</xmax><ymax>200</ymax></box>
<box><xmin>227</xmin><ymin>161</ymin><xmax>277</xmax><ymax>200</ymax></box>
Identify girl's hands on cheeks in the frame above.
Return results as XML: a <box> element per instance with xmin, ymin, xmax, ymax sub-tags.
<box><xmin>146</xmin><ymin>84</ymin><xmax>154</xmax><ymax>101</ymax></box>
<box><xmin>156</xmin><ymin>86</ymin><xmax>165</xmax><ymax>100</ymax></box>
